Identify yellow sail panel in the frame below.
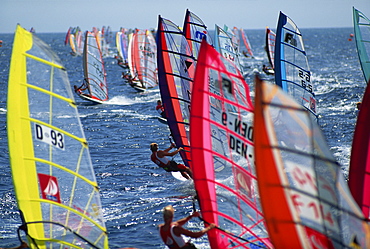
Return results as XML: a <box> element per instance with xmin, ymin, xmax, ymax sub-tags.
<box><xmin>7</xmin><ymin>25</ymin><xmax>45</xmax><ymax>244</ymax></box>
<box><xmin>7</xmin><ymin>25</ymin><xmax>109</xmax><ymax>249</ymax></box>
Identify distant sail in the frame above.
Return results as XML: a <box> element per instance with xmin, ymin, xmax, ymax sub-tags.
<box><xmin>349</xmin><ymin>81</ymin><xmax>370</xmax><ymax>219</ymax></box>
<box><xmin>353</xmin><ymin>7</ymin><xmax>370</xmax><ymax>84</ymax></box>
<box><xmin>64</xmin><ymin>27</ymin><xmax>71</xmax><ymax>45</ymax></box>
<box><xmin>127</xmin><ymin>29</ymin><xmax>158</xmax><ymax>91</ymax></box>
<box><xmin>182</xmin><ymin>9</ymin><xmax>213</xmax><ymax>59</ymax></box>
<box><xmin>190</xmin><ymin>40</ymin><xmax>272</xmax><ymax>248</ymax></box>
<box><xmin>274</xmin><ymin>12</ymin><xmax>317</xmax><ymax>119</ymax></box>
<box><xmin>265</xmin><ymin>27</ymin><xmax>275</xmax><ymax>69</ymax></box>
<box><xmin>127</xmin><ymin>32</ymin><xmax>140</xmax><ymax>86</ymax></box>
<box><xmin>77</xmin><ymin>30</ymin><xmax>109</xmax><ymax>103</ymax></box>
<box><xmin>240</xmin><ymin>28</ymin><xmax>254</xmax><ymax>58</ymax></box>
<box><xmin>7</xmin><ymin>25</ymin><xmax>109</xmax><ymax>248</ymax></box>
<box><xmin>214</xmin><ymin>25</ymin><xmax>243</xmax><ymax>74</ymax></box>
<box><xmin>157</xmin><ymin>15</ymin><xmax>195</xmax><ymax>168</ymax></box>
<box><xmin>254</xmin><ymin>75</ymin><xmax>370</xmax><ymax>248</ymax></box>
<box><xmin>116</xmin><ymin>28</ymin><xmax>129</xmax><ymax>66</ymax></box>
<box><xmin>142</xmin><ymin>30</ymin><xmax>158</xmax><ymax>89</ymax></box>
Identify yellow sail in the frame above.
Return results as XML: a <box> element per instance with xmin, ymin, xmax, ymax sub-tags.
<box><xmin>7</xmin><ymin>25</ymin><xmax>109</xmax><ymax>249</ymax></box>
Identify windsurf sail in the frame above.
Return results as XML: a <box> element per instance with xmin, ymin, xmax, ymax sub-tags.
<box><xmin>265</xmin><ymin>27</ymin><xmax>275</xmax><ymax>69</ymax></box>
<box><xmin>353</xmin><ymin>7</ymin><xmax>370</xmax><ymax>84</ymax></box>
<box><xmin>142</xmin><ymin>29</ymin><xmax>158</xmax><ymax>89</ymax></box>
<box><xmin>274</xmin><ymin>12</ymin><xmax>317</xmax><ymax>119</ymax></box>
<box><xmin>127</xmin><ymin>32</ymin><xmax>139</xmax><ymax>86</ymax></box>
<box><xmin>64</xmin><ymin>27</ymin><xmax>71</xmax><ymax>45</ymax></box>
<box><xmin>76</xmin><ymin>30</ymin><xmax>108</xmax><ymax>103</ymax></box>
<box><xmin>254</xmin><ymin>75</ymin><xmax>370</xmax><ymax>248</ymax></box>
<box><xmin>190</xmin><ymin>40</ymin><xmax>271</xmax><ymax>248</ymax></box>
<box><xmin>232</xmin><ymin>27</ymin><xmax>241</xmax><ymax>54</ymax></box>
<box><xmin>240</xmin><ymin>28</ymin><xmax>253</xmax><ymax>58</ymax></box>
<box><xmin>348</xmin><ymin>80</ymin><xmax>370</xmax><ymax>219</ymax></box>
<box><xmin>69</xmin><ymin>32</ymin><xmax>78</xmax><ymax>55</ymax></box>
<box><xmin>7</xmin><ymin>25</ymin><xmax>109</xmax><ymax>248</ymax></box>
<box><xmin>127</xmin><ymin>29</ymin><xmax>158</xmax><ymax>91</ymax></box>
<box><xmin>157</xmin><ymin>15</ymin><xmax>196</xmax><ymax>168</ymax></box>
<box><xmin>116</xmin><ymin>28</ymin><xmax>129</xmax><ymax>67</ymax></box>
<box><xmin>75</xmin><ymin>27</ymin><xmax>84</xmax><ymax>56</ymax></box>
<box><xmin>182</xmin><ymin>9</ymin><xmax>213</xmax><ymax>59</ymax></box>
<box><xmin>214</xmin><ymin>25</ymin><xmax>243</xmax><ymax>75</ymax></box>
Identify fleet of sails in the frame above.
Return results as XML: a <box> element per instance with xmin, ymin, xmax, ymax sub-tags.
<box><xmin>5</xmin><ymin>7</ymin><xmax>370</xmax><ymax>249</ymax></box>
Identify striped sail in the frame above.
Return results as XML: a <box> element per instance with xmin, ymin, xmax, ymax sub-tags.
<box><xmin>142</xmin><ymin>29</ymin><xmax>158</xmax><ymax>89</ymax></box>
<box><xmin>190</xmin><ymin>40</ymin><xmax>272</xmax><ymax>248</ymax></box>
<box><xmin>274</xmin><ymin>12</ymin><xmax>317</xmax><ymax>119</ymax></box>
<box><xmin>240</xmin><ymin>28</ymin><xmax>254</xmax><ymax>58</ymax></box>
<box><xmin>254</xmin><ymin>75</ymin><xmax>370</xmax><ymax>248</ymax></box>
<box><xmin>182</xmin><ymin>9</ymin><xmax>213</xmax><ymax>59</ymax></box>
<box><xmin>265</xmin><ymin>27</ymin><xmax>275</xmax><ymax>69</ymax></box>
<box><xmin>353</xmin><ymin>7</ymin><xmax>370</xmax><ymax>84</ymax></box>
<box><xmin>7</xmin><ymin>25</ymin><xmax>109</xmax><ymax>248</ymax></box>
<box><xmin>80</xmin><ymin>31</ymin><xmax>109</xmax><ymax>103</ymax></box>
<box><xmin>157</xmin><ymin>15</ymin><xmax>195</xmax><ymax>168</ymax></box>
<box><xmin>214</xmin><ymin>25</ymin><xmax>243</xmax><ymax>75</ymax></box>
<box><xmin>116</xmin><ymin>28</ymin><xmax>129</xmax><ymax>66</ymax></box>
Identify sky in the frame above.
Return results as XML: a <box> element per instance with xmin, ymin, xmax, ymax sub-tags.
<box><xmin>1</xmin><ymin>0</ymin><xmax>369</xmax><ymax>34</ymax></box>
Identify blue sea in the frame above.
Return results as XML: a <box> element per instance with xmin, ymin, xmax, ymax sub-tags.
<box><xmin>0</xmin><ymin>27</ymin><xmax>366</xmax><ymax>248</ymax></box>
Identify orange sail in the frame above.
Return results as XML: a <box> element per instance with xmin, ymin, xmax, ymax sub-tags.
<box><xmin>254</xmin><ymin>75</ymin><xmax>370</xmax><ymax>248</ymax></box>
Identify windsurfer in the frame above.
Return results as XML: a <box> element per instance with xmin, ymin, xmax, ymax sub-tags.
<box><xmin>150</xmin><ymin>143</ymin><xmax>192</xmax><ymax>179</ymax></box>
<box><xmin>262</xmin><ymin>64</ymin><xmax>274</xmax><ymax>75</ymax></box>
<box><xmin>74</xmin><ymin>80</ymin><xmax>88</xmax><ymax>96</ymax></box>
<box><xmin>156</xmin><ymin>100</ymin><xmax>166</xmax><ymax>118</ymax></box>
<box><xmin>159</xmin><ymin>205</ymin><xmax>215</xmax><ymax>249</ymax></box>
<box><xmin>121</xmin><ymin>72</ymin><xmax>137</xmax><ymax>86</ymax></box>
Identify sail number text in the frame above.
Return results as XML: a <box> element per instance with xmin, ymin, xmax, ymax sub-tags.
<box><xmin>299</xmin><ymin>70</ymin><xmax>313</xmax><ymax>93</ymax></box>
<box><xmin>35</xmin><ymin>123</ymin><xmax>65</xmax><ymax>150</ymax></box>
<box><xmin>221</xmin><ymin>112</ymin><xmax>253</xmax><ymax>159</ymax></box>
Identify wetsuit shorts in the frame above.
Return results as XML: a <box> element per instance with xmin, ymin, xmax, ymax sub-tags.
<box><xmin>165</xmin><ymin>161</ymin><xmax>187</xmax><ymax>172</ymax></box>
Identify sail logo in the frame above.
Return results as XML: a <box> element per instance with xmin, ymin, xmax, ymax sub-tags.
<box><xmin>195</xmin><ymin>31</ymin><xmax>207</xmax><ymax>41</ymax></box>
<box><xmin>234</xmin><ymin>167</ymin><xmax>252</xmax><ymax>198</ymax></box>
<box><xmin>38</xmin><ymin>173</ymin><xmax>61</xmax><ymax>203</ymax></box>
<box><xmin>284</xmin><ymin>32</ymin><xmax>297</xmax><ymax>47</ymax></box>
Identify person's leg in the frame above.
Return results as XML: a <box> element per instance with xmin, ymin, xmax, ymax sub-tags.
<box><xmin>177</xmin><ymin>163</ymin><xmax>193</xmax><ymax>179</ymax></box>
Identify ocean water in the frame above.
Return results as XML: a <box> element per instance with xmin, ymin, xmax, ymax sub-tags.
<box><xmin>0</xmin><ymin>27</ymin><xmax>366</xmax><ymax>248</ymax></box>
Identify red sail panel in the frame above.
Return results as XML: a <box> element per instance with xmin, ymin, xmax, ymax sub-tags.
<box><xmin>191</xmin><ymin>40</ymin><xmax>271</xmax><ymax>248</ymax></box>
<box><xmin>254</xmin><ymin>76</ymin><xmax>370</xmax><ymax>248</ymax></box>
<box><xmin>157</xmin><ymin>16</ymin><xmax>194</xmax><ymax>168</ymax></box>
<box><xmin>349</xmin><ymin>81</ymin><xmax>370</xmax><ymax>219</ymax></box>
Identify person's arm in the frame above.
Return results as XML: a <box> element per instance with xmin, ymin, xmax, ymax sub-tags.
<box><xmin>159</xmin><ymin>147</ymin><xmax>182</xmax><ymax>157</ymax></box>
<box><xmin>176</xmin><ymin>212</ymin><xmax>199</xmax><ymax>226</ymax></box>
<box><xmin>173</xmin><ymin>223</ymin><xmax>216</xmax><ymax>239</ymax></box>
<box><xmin>162</xmin><ymin>143</ymin><xmax>175</xmax><ymax>152</ymax></box>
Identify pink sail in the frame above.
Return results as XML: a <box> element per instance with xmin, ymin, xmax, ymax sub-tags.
<box><xmin>190</xmin><ymin>40</ymin><xmax>271</xmax><ymax>248</ymax></box>
<box><xmin>349</xmin><ymin>80</ymin><xmax>370</xmax><ymax>219</ymax></box>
